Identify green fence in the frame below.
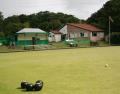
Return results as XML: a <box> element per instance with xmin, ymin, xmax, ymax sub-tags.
<box><xmin>78</xmin><ymin>40</ymin><xmax>90</xmax><ymax>45</ymax></box>
<box><xmin>73</xmin><ymin>38</ymin><xmax>90</xmax><ymax>45</ymax></box>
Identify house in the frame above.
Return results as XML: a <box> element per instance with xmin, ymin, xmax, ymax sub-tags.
<box><xmin>48</xmin><ymin>30</ymin><xmax>62</xmax><ymax>42</ymax></box>
<box><xmin>16</xmin><ymin>28</ymin><xmax>48</xmax><ymax>46</ymax></box>
<box><xmin>59</xmin><ymin>23</ymin><xmax>104</xmax><ymax>43</ymax></box>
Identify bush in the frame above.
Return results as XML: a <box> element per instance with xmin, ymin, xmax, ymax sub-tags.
<box><xmin>111</xmin><ymin>34</ymin><xmax>120</xmax><ymax>45</ymax></box>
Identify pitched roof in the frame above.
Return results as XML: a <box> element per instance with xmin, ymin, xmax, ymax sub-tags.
<box><xmin>16</xmin><ymin>28</ymin><xmax>48</xmax><ymax>34</ymax></box>
<box><xmin>68</xmin><ymin>23</ymin><xmax>103</xmax><ymax>32</ymax></box>
<box><xmin>51</xmin><ymin>30</ymin><xmax>62</xmax><ymax>34</ymax></box>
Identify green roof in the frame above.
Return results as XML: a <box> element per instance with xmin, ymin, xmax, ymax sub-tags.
<box><xmin>16</xmin><ymin>28</ymin><xmax>48</xmax><ymax>34</ymax></box>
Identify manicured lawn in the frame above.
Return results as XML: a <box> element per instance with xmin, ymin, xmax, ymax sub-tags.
<box><xmin>0</xmin><ymin>46</ymin><xmax>24</xmax><ymax>53</ymax></box>
<box><xmin>0</xmin><ymin>46</ymin><xmax>120</xmax><ymax>94</ymax></box>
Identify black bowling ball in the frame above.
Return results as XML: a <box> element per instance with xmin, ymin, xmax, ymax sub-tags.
<box><xmin>36</xmin><ymin>80</ymin><xmax>43</xmax><ymax>84</ymax></box>
<box><xmin>34</xmin><ymin>83</ymin><xmax>43</xmax><ymax>91</ymax></box>
<box><xmin>26</xmin><ymin>83</ymin><xmax>34</xmax><ymax>91</ymax></box>
<box><xmin>21</xmin><ymin>81</ymin><xmax>28</xmax><ymax>89</ymax></box>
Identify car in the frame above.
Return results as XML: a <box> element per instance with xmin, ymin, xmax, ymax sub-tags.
<box><xmin>65</xmin><ymin>39</ymin><xmax>78</xmax><ymax>47</ymax></box>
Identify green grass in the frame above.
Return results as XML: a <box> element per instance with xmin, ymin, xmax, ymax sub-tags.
<box><xmin>50</xmin><ymin>42</ymin><xmax>69</xmax><ymax>48</ymax></box>
<box><xmin>0</xmin><ymin>46</ymin><xmax>24</xmax><ymax>52</ymax></box>
<box><xmin>0</xmin><ymin>46</ymin><xmax>120</xmax><ymax>94</ymax></box>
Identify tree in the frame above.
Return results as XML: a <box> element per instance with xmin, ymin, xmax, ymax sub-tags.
<box><xmin>29</xmin><ymin>11</ymin><xmax>80</xmax><ymax>31</ymax></box>
<box><xmin>0</xmin><ymin>12</ymin><xmax>4</xmax><ymax>36</ymax></box>
<box><xmin>4</xmin><ymin>22</ymin><xmax>23</xmax><ymax>37</ymax></box>
<box><xmin>3</xmin><ymin>11</ymin><xmax>80</xmax><ymax>37</ymax></box>
<box><xmin>19</xmin><ymin>14</ymin><xmax>29</xmax><ymax>23</ymax></box>
<box><xmin>87</xmin><ymin>0</ymin><xmax>120</xmax><ymax>34</ymax></box>
<box><xmin>87</xmin><ymin>0</ymin><xmax>120</xmax><ymax>44</ymax></box>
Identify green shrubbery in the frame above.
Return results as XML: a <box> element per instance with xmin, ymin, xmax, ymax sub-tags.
<box><xmin>111</xmin><ymin>34</ymin><xmax>120</xmax><ymax>45</ymax></box>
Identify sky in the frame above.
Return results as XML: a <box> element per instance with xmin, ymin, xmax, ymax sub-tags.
<box><xmin>0</xmin><ymin>0</ymin><xmax>109</xmax><ymax>19</ymax></box>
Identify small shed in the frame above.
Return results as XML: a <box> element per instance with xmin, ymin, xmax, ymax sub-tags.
<box><xmin>48</xmin><ymin>30</ymin><xmax>62</xmax><ymax>42</ymax></box>
<box><xmin>16</xmin><ymin>28</ymin><xmax>48</xmax><ymax>46</ymax></box>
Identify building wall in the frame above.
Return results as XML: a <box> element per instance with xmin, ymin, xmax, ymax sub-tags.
<box><xmin>48</xmin><ymin>33</ymin><xmax>55</xmax><ymax>42</ymax></box>
<box><xmin>59</xmin><ymin>25</ymin><xmax>67</xmax><ymax>34</ymax></box>
<box><xmin>48</xmin><ymin>32</ymin><xmax>61</xmax><ymax>42</ymax></box>
<box><xmin>54</xmin><ymin>34</ymin><xmax>61</xmax><ymax>42</ymax></box>
<box><xmin>67</xmin><ymin>25</ymin><xmax>90</xmax><ymax>40</ymax></box>
<box><xmin>98</xmin><ymin>32</ymin><xmax>104</xmax><ymax>39</ymax></box>
<box><xmin>18</xmin><ymin>34</ymin><xmax>47</xmax><ymax>40</ymax></box>
<box><xmin>17</xmin><ymin>33</ymin><xmax>48</xmax><ymax>45</ymax></box>
<box><xmin>90</xmin><ymin>32</ymin><xmax>104</xmax><ymax>42</ymax></box>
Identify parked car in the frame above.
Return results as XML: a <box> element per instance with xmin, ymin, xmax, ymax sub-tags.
<box><xmin>65</xmin><ymin>39</ymin><xmax>78</xmax><ymax>47</ymax></box>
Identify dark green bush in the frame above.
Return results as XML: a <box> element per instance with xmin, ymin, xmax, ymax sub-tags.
<box><xmin>111</xmin><ymin>34</ymin><xmax>120</xmax><ymax>45</ymax></box>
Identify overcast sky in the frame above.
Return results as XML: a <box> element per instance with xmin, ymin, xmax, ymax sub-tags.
<box><xmin>0</xmin><ymin>0</ymin><xmax>109</xmax><ymax>19</ymax></box>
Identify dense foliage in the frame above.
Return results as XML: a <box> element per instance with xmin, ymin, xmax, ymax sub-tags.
<box><xmin>0</xmin><ymin>12</ymin><xmax>4</xmax><ymax>37</ymax></box>
<box><xmin>87</xmin><ymin>0</ymin><xmax>120</xmax><ymax>34</ymax></box>
<box><xmin>0</xmin><ymin>11</ymin><xmax>80</xmax><ymax>37</ymax></box>
<box><xmin>111</xmin><ymin>34</ymin><xmax>120</xmax><ymax>45</ymax></box>
<box><xmin>87</xmin><ymin>0</ymin><xmax>120</xmax><ymax>44</ymax></box>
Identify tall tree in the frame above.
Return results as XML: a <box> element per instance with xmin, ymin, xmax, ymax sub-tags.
<box><xmin>87</xmin><ymin>0</ymin><xmax>120</xmax><ymax>44</ymax></box>
<box><xmin>3</xmin><ymin>15</ymin><xmax>23</xmax><ymax>37</ymax></box>
<box><xmin>87</xmin><ymin>0</ymin><xmax>120</xmax><ymax>34</ymax></box>
<box><xmin>0</xmin><ymin>12</ymin><xmax>4</xmax><ymax>37</ymax></box>
<box><xmin>0</xmin><ymin>12</ymin><xmax>3</xmax><ymax>29</ymax></box>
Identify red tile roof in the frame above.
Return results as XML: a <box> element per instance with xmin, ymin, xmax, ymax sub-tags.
<box><xmin>68</xmin><ymin>23</ymin><xmax>103</xmax><ymax>32</ymax></box>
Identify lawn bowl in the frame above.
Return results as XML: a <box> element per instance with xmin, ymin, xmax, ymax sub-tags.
<box><xmin>21</xmin><ymin>81</ymin><xmax>28</xmax><ymax>89</ymax></box>
<box><xmin>26</xmin><ymin>83</ymin><xmax>34</xmax><ymax>91</ymax></box>
<box><xmin>36</xmin><ymin>80</ymin><xmax>43</xmax><ymax>84</ymax></box>
<box><xmin>34</xmin><ymin>83</ymin><xmax>43</xmax><ymax>91</ymax></box>
<box><xmin>34</xmin><ymin>80</ymin><xmax>43</xmax><ymax>91</ymax></box>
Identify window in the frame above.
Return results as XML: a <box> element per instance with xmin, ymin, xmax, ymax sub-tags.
<box><xmin>80</xmin><ymin>32</ymin><xmax>84</xmax><ymax>37</ymax></box>
<box><xmin>92</xmin><ymin>32</ymin><xmax>97</xmax><ymax>37</ymax></box>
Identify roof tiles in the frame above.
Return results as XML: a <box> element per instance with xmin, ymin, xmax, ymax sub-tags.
<box><xmin>68</xmin><ymin>23</ymin><xmax>103</xmax><ymax>32</ymax></box>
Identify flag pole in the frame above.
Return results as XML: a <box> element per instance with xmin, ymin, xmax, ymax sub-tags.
<box><xmin>109</xmin><ymin>16</ymin><xmax>111</xmax><ymax>45</ymax></box>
